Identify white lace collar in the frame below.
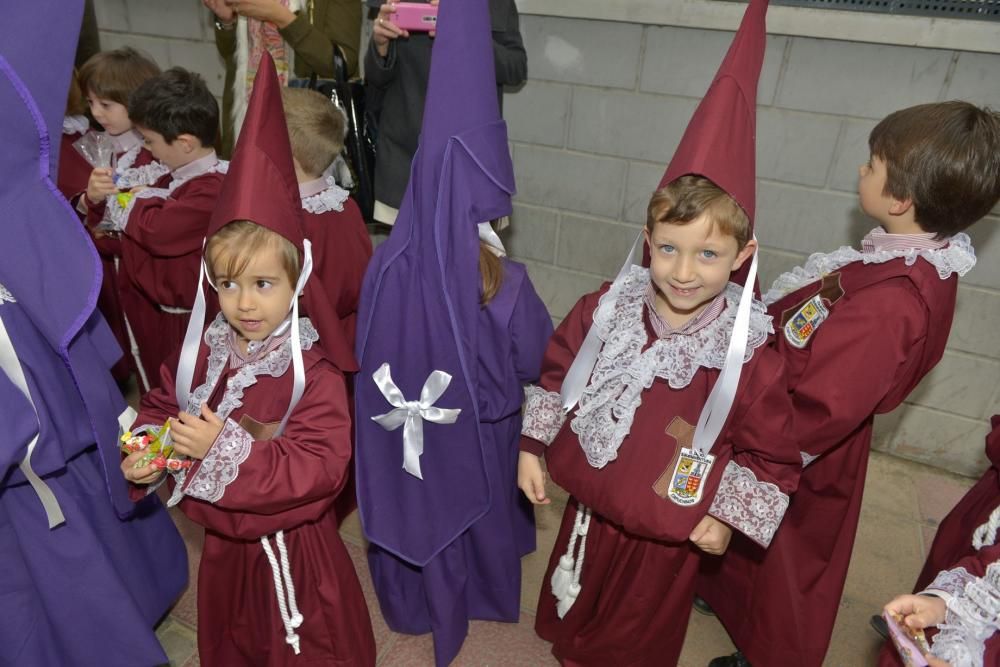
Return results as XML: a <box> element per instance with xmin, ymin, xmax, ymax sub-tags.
<box><xmin>0</xmin><ymin>283</ymin><xmax>15</xmax><ymax>304</ymax></box>
<box><xmin>763</xmin><ymin>230</ymin><xmax>976</xmax><ymax>306</ymax></box>
<box><xmin>62</xmin><ymin>115</ymin><xmax>89</xmax><ymax>135</ymax></box>
<box><xmin>109</xmin><ymin>130</ymin><xmax>143</xmax><ymax>154</ymax></box>
<box><xmin>570</xmin><ymin>265</ymin><xmax>772</xmax><ymax>468</ymax></box>
<box><xmin>300</xmin><ymin>176</ymin><xmax>349</xmax><ymax>214</ymax></box>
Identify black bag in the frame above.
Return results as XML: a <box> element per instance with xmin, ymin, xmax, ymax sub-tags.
<box><xmin>308</xmin><ymin>48</ymin><xmax>378</xmax><ymax>225</ymax></box>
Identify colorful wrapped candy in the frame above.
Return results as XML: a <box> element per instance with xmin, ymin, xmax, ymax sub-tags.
<box><xmin>120</xmin><ymin>420</ymin><xmax>192</xmax><ymax>471</ymax></box>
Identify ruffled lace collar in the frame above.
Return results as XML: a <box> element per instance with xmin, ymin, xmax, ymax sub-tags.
<box><xmin>763</xmin><ymin>230</ymin><xmax>976</xmax><ymax>305</ymax></box>
<box><xmin>168</xmin><ymin>314</ymin><xmax>318</xmax><ymax>506</ymax></box>
<box><xmin>62</xmin><ymin>115</ymin><xmax>89</xmax><ymax>135</ymax></box>
<box><xmin>300</xmin><ymin>176</ymin><xmax>349</xmax><ymax>214</ymax></box>
<box><xmin>570</xmin><ymin>265</ymin><xmax>772</xmax><ymax>468</ymax></box>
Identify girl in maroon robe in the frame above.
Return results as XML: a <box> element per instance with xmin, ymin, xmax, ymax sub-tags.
<box><xmin>123</xmin><ymin>220</ymin><xmax>375</xmax><ymax>666</ymax></box>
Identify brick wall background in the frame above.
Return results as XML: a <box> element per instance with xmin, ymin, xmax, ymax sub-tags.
<box><xmin>94</xmin><ymin>0</ymin><xmax>1000</xmax><ymax>476</ymax></box>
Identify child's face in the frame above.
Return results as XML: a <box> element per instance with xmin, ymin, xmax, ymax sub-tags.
<box><xmin>135</xmin><ymin>125</ymin><xmax>189</xmax><ymax>171</ymax></box>
<box><xmin>643</xmin><ymin>214</ymin><xmax>755</xmax><ymax>329</ymax></box>
<box><xmin>86</xmin><ymin>94</ymin><xmax>131</xmax><ymax>136</ymax></box>
<box><xmin>213</xmin><ymin>243</ymin><xmax>297</xmax><ymax>348</ymax></box>
<box><xmin>858</xmin><ymin>155</ymin><xmax>896</xmax><ymax>226</ymax></box>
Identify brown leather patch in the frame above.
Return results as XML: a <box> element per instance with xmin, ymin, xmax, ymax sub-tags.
<box><xmin>237</xmin><ymin>414</ymin><xmax>280</xmax><ymax>441</ymax></box>
<box><xmin>779</xmin><ymin>272</ymin><xmax>845</xmax><ymax>328</ymax></box>
<box><xmin>652</xmin><ymin>416</ymin><xmax>696</xmax><ymax>498</ymax></box>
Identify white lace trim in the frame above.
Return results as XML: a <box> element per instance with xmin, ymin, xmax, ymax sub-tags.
<box><xmin>167</xmin><ymin>314</ymin><xmax>319</xmax><ymax>505</ymax></box>
<box><xmin>929</xmin><ymin>562</ymin><xmax>1000</xmax><ymax>667</ymax></box>
<box><xmin>927</xmin><ymin>567</ymin><xmax>978</xmax><ymax>600</ymax></box>
<box><xmin>63</xmin><ymin>115</ymin><xmax>89</xmax><ymax>135</ymax></box>
<box><xmin>0</xmin><ymin>283</ymin><xmax>14</xmax><ymax>304</ymax></box>
<box><xmin>116</xmin><ymin>160</ymin><xmax>170</xmax><ymax>190</ymax></box>
<box><xmin>521</xmin><ymin>385</ymin><xmax>565</xmax><ymax>446</ymax></box>
<box><xmin>763</xmin><ymin>231</ymin><xmax>976</xmax><ymax>305</ymax></box>
<box><xmin>570</xmin><ymin>266</ymin><xmax>772</xmax><ymax>469</ymax></box>
<box><xmin>301</xmin><ymin>176</ymin><xmax>349</xmax><ymax>214</ymax></box>
<box><xmin>106</xmin><ymin>186</ymin><xmax>169</xmax><ymax>232</ymax></box>
<box><xmin>183</xmin><ymin>418</ymin><xmax>254</xmax><ymax>503</ymax></box>
<box><xmin>165</xmin><ymin>160</ymin><xmax>229</xmax><ymax>195</ymax></box>
<box><xmin>707</xmin><ymin>460</ymin><xmax>789</xmax><ymax>548</ymax></box>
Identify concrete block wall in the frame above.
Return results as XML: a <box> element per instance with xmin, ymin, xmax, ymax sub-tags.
<box><xmin>503</xmin><ymin>15</ymin><xmax>1000</xmax><ymax>477</ymax></box>
<box><xmin>94</xmin><ymin>2</ymin><xmax>1000</xmax><ymax>477</ymax></box>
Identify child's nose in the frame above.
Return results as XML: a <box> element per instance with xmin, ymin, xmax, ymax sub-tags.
<box><xmin>673</xmin><ymin>256</ymin><xmax>696</xmax><ymax>282</ymax></box>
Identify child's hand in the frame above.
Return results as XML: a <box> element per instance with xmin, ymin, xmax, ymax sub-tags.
<box><xmin>689</xmin><ymin>515</ymin><xmax>733</xmax><ymax>555</ymax></box>
<box><xmin>203</xmin><ymin>0</ymin><xmax>235</xmax><ymax>22</ymax></box>
<box><xmin>884</xmin><ymin>594</ymin><xmax>947</xmax><ymax>631</ymax></box>
<box><xmin>86</xmin><ymin>167</ymin><xmax>117</xmax><ymax>205</ymax></box>
<box><xmin>517</xmin><ymin>451</ymin><xmax>550</xmax><ymax>505</ymax></box>
<box><xmin>121</xmin><ymin>450</ymin><xmax>164</xmax><ymax>485</ymax></box>
<box><xmin>170</xmin><ymin>405</ymin><xmax>224</xmax><ymax>460</ymax></box>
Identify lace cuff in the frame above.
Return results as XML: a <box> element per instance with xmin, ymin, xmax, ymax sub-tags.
<box><xmin>708</xmin><ymin>461</ymin><xmax>790</xmax><ymax>548</ymax></box>
<box><xmin>104</xmin><ymin>187</ymin><xmax>168</xmax><ymax>232</ymax></box>
<box><xmin>182</xmin><ymin>418</ymin><xmax>254</xmax><ymax>503</ymax></box>
<box><xmin>521</xmin><ymin>385</ymin><xmax>565</xmax><ymax>446</ymax></box>
<box><xmin>116</xmin><ymin>161</ymin><xmax>169</xmax><ymax>189</ymax></box>
<box><xmin>925</xmin><ymin>567</ymin><xmax>977</xmax><ymax>601</ymax></box>
<box><xmin>929</xmin><ymin>562</ymin><xmax>1000</xmax><ymax>667</ymax></box>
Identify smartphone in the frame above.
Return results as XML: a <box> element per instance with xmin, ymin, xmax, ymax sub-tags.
<box><xmin>389</xmin><ymin>2</ymin><xmax>438</xmax><ymax>32</ymax></box>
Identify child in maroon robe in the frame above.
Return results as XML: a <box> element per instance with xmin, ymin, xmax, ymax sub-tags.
<box><xmin>281</xmin><ymin>86</ymin><xmax>373</xmax><ymax>522</ymax></box>
<box><xmin>122</xmin><ymin>53</ymin><xmax>373</xmax><ymax>666</ymax></box>
<box><xmin>96</xmin><ymin>68</ymin><xmax>228</xmax><ymax>393</ymax></box>
<box><xmin>75</xmin><ymin>47</ymin><xmax>164</xmax><ymax>383</ymax></box>
<box><xmin>878</xmin><ymin>416</ymin><xmax>1000</xmax><ymax>667</ymax></box>
<box><xmin>703</xmin><ymin>102</ymin><xmax>1000</xmax><ymax>667</ymax></box>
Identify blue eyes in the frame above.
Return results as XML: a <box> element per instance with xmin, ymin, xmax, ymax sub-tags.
<box><xmin>657</xmin><ymin>245</ymin><xmax>718</xmax><ymax>259</ymax></box>
<box><xmin>658</xmin><ymin>244</ymin><xmax>676</xmax><ymax>254</ymax></box>
<box><xmin>701</xmin><ymin>250</ymin><xmax>718</xmax><ymax>259</ymax></box>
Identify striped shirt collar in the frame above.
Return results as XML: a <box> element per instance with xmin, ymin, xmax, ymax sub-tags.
<box><xmin>861</xmin><ymin>227</ymin><xmax>948</xmax><ymax>254</ymax></box>
<box><xmin>229</xmin><ymin>321</ymin><xmax>292</xmax><ymax>370</ymax></box>
<box><xmin>643</xmin><ymin>283</ymin><xmax>727</xmax><ymax>339</ymax></box>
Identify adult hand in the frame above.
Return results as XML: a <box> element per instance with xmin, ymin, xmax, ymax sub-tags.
<box><xmin>170</xmin><ymin>404</ymin><xmax>225</xmax><ymax>460</ymax></box>
<box><xmin>225</xmin><ymin>0</ymin><xmax>296</xmax><ymax>28</ymax></box>
<box><xmin>121</xmin><ymin>450</ymin><xmax>164</xmax><ymax>485</ymax></box>
<box><xmin>203</xmin><ymin>0</ymin><xmax>235</xmax><ymax>23</ymax></box>
<box><xmin>517</xmin><ymin>451</ymin><xmax>551</xmax><ymax>505</ymax></box>
<box><xmin>372</xmin><ymin>2</ymin><xmax>407</xmax><ymax>58</ymax></box>
<box><xmin>689</xmin><ymin>515</ymin><xmax>733</xmax><ymax>555</ymax></box>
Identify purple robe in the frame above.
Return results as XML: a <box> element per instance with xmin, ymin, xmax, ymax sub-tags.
<box><xmin>0</xmin><ymin>3</ymin><xmax>186</xmax><ymax>664</ymax></box>
<box><xmin>367</xmin><ymin>260</ymin><xmax>553</xmax><ymax>665</ymax></box>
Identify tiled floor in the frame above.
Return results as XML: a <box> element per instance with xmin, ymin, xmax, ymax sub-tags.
<box><xmin>156</xmin><ymin>451</ymin><xmax>975</xmax><ymax>666</ymax></box>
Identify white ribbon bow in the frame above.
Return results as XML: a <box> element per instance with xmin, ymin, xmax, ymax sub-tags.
<box><xmin>370</xmin><ymin>362</ymin><xmax>461</xmax><ymax>480</ymax></box>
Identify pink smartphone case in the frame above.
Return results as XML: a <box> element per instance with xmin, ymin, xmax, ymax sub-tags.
<box><xmin>389</xmin><ymin>3</ymin><xmax>438</xmax><ymax>31</ymax></box>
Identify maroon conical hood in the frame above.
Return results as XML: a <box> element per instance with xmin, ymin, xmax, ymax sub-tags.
<box><xmin>660</xmin><ymin>0</ymin><xmax>768</xmax><ymax>227</ymax></box>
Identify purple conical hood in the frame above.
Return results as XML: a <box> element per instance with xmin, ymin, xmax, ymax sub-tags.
<box><xmin>354</xmin><ymin>0</ymin><xmax>516</xmax><ymax>566</ymax></box>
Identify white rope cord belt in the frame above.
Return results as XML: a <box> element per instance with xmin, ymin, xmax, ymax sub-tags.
<box><xmin>261</xmin><ymin>530</ymin><xmax>304</xmax><ymax>654</ymax></box>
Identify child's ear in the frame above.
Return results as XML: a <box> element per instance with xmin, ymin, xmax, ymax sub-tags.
<box><xmin>176</xmin><ymin>133</ymin><xmax>199</xmax><ymax>153</ymax></box>
<box><xmin>642</xmin><ymin>227</ymin><xmax>652</xmax><ymax>250</ymax></box>
<box><xmin>888</xmin><ymin>197</ymin><xmax>913</xmax><ymax>216</ymax></box>
<box><xmin>731</xmin><ymin>238</ymin><xmax>758</xmax><ymax>271</ymax></box>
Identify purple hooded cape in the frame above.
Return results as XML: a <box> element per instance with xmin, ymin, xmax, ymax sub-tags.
<box><xmin>354</xmin><ymin>0</ymin><xmax>516</xmax><ymax>567</ymax></box>
<box><xmin>0</xmin><ymin>2</ymin><xmax>186</xmax><ymax>664</ymax></box>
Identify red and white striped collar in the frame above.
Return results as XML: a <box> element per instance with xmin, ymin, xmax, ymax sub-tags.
<box><xmin>861</xmin><ymin>227</ymin><xmax>948</xmax><ymax>254</ymax></box>
<box><xmin>643</xmin><ymin>284</ymin><xmax>727</xmax><ymax>339</ymax></box>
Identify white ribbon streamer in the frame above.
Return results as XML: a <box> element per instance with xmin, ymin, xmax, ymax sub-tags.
<box><xmin>370</xmin><ymin>363</ymin><xmax>462</xmax><ymax>480</ymax></box>
<box><xmin>0</xmin><ymin>310</ymin><xmax>66</xmax><ymax>528</ymax></box>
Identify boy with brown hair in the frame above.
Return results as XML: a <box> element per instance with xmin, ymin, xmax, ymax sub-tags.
<box><xmin>95</xmin><ymin>67</ymin><xmax>228</xmax><ymax>393</ymax></box>
<box><xmin>703</xmin><ymin>100</ymin><xmax>1000</xmax><ymax>667</ymax></box>
<box><xmin>280</xmin><ymin>86</ymin><xmax>371</xmax><ymax>352</ymax></box>
<box><xmin>516</xmin><ymin>2</ymin><xmax>801</xmax><ymax>664</ymax></box>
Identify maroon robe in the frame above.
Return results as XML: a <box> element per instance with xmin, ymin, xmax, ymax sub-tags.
<box><xmin>302</xmin><ymin>193</ymin><xmax>372</xmax><ymax>522</ymax></box>
<box><xmin>877</xmin><ymin>415</ymin><xmax>1000</xmax><ymax>666</ymax></box>
<box><xmin>57</xmin><ymin>128</ymin><xmax>91</xmax><ymax>202</ymax></box>
<box><xmin>134</xmin><ymin>318</ymin><xmax>376</xmax><ymax>666</ymax></box>
<box><xmin>522</xmin><ymin>278</ymin><xmax>799</xmax><ymax>667</ymax></box>
<box><xmin>112</xmin><ymin>168</ymin><xmax>224</xmax><ymax>391</ymax></box>
<box><xmin>84</xmin><ymin>146</ymin><xmax>158</xmax><ymax>382</ymax></box>
<box><xmin>699</xmin><ymin>256</ymin><xmax>959</xmax><ymax>666</ymax></box>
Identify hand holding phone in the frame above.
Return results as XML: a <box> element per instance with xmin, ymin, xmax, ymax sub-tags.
<box><xmin>388</xmin><ymin>2</ymin><xmax>438</xmax><ymax>32</ymax></box>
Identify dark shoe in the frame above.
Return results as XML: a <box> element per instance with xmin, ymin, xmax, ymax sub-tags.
<box><xmin>692</xmin><ymin>595</ymin><xmax>716</xmax><ymax>616</ymax></box>
<box><xmin>870</xmin><ymin>613</ymin><xmax>890</xmax><ymax>641</ymax></box>
<box><xmin>708</xmin><ymin>651</ymin><xmax>751</xmax><ymax>667</ymax></box>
